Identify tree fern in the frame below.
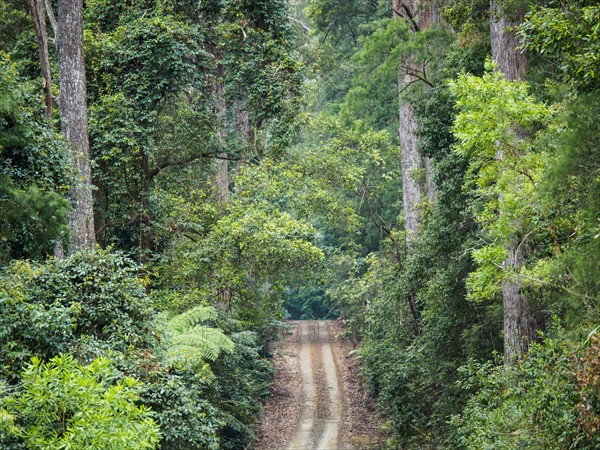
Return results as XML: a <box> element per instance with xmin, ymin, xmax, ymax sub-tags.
<box><xmin>168</xmin><ymin>306</ymin><xmax>218</xmax><ymax>332</ymax></box>
<box><xmin>166</xmin><ymin>306</ymin><xmax>235</xmax><ymax>372</ymax></box>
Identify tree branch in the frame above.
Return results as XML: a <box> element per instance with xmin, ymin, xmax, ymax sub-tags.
<box><xmin>286</xmin><ymin>15</ymin><xmax>311</xmax><ymax>33</ymax></box>
<box><xmin>399</xmin><ymin>63</ymin><xmax>435</xmax><ymax>88</ymax></box>
<box><xmin>393</xmin><ymin>4</ymin><xmax>420</xmax><ymax>33</ymax></box>
<box><xmin>43</xmin><ymin>0</ymin><xmax>57</xmax><ymax>38</ymax></box>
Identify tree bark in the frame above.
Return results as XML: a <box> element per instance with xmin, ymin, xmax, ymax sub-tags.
<box><xmin>490</xmin><ymin>0</ymin><xmax>543</xmax><ymax>364</ymax></box>
<box><xmin>393</xmin><ymin>0</ymin><xmax>438</xmax><ymax>244</ymax></box>
<box><xmin>56</xmin><ymin>0</ymin><xmax>95</xmax><ymax>253</ymax></box>
<box><xmin>397</xmin><ymin>93</ymin><xmax>424</xmax><ymax>238</ymax></box>
<box><xmin>490</xmin><ymin>1</ymin><xmax>527</xmax><ymax>82</ymax></box>
<box><xmin>502</xmin><ymin>236</ymin><xmax>544</xmax><ymax>362</ymax></box>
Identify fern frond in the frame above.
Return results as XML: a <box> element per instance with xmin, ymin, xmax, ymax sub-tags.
<box><xmin>168</xmin><ymin>305</ymin><xmax>218</xmax><ymax>332</ymax></box>
<box><xmin>171</xmin><ymin>326</ymin><xmax>235</xmax><ymax>361</ymax></box>
<box><xmin>166</xmin><ymin>306</ymin><xmax>235</xmax><ymax>368</ymax></box>
<box><xmin>165</xmin><ymin>347</ymin><xmax>217</xmax><ymax>382</ymax></box>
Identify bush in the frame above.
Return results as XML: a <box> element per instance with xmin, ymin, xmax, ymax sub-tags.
<box><xmin>0</xmin><ymin>354</ymin><xmax>160</xmax><ymax>450</ymax></box>
<box><xmin>0</xmin><ymin>249</ymin><xmax>157</xmax><ymax>381</ymax></box>
<box><xmin>209</xmin><ymin>331</ymin><xmax>274</xmax><ymax>450</ymax></box>
<box><xmin>140</xmin><ymin>371</ymin><xmax>222</xmax><ymax>450</ymax></box>
<box><xmin>453</xmin><ymin>329</ymin><xmax>600</xmax><ymax>449</ymax></box>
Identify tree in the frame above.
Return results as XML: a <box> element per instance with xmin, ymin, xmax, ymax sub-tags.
<box><xmin>56</xmin><ymin>0</ymin><xmax>95</xmax><ymax>253</ymax></box>
<box><xmin>449</xmin><ymin>62</ymin><xmax>552</xmax><ymax>366</ymax></box>
<box><xmin>393</xmin><ymin>0</ymin><xmax>438</xmax><ymax>243</ymax></box>
<box><xmin>489</xmin><ymin>0</ymin><xmax>543</xmax><ymax>364</ymax></box>
<box><xmin>519</xmin><ymin>0</ymin><xmax>600</xmax><ymax>91</ymax></box>
<box><xmin>26</xmin><ymin>0</ymin><xmax>53</xmax><ymax>118</ymax></box>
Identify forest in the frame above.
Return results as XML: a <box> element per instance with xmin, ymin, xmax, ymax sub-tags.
<box><xmin>0</xmin><ymin>0</ymin><xmax>599</xmax><ymax>448</ymax></box>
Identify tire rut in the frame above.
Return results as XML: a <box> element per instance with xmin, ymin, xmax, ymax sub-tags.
<box><xmin>287</xmin><ymin>321</ymin><xmax>344</xmax><ymax>450</ymax></box>
<box><xmin>253</xmin><ymin>320</ymin><xmax>386</xmax><ymax>450</ymax></box>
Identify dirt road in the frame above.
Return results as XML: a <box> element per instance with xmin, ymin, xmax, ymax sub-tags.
<box><xmin>253</xmin><ymin>320</ymin><xmax>385</xmax><ymax>450</ymax></box>
<box><xmin>287</xmin><ymin>321</ymin><xmax>343</xmax><ymax>449</ymax></box>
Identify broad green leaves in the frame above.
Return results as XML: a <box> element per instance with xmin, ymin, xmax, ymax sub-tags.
<box><xmin>520</xmin><ymin>2</ymin><xmax>600</xmax><ymax>90</ymax></box>
<box><xmin>1</xmin><ymin>355</ymin><xmax>160</xmax><ymax>450</ymax></box>
<box><xmin>449</xmin><ymin>62</ymin><xmax>553</xmax><ymax>302</ymax></box>
<box><xmin>454</xmin><ymin>331</ymin><xmax>598</xmax><ymax>449</ymax></box>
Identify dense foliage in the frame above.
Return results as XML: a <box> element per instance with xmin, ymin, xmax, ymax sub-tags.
<box><xmin>0</xmin><ymin>0</ymin><xmax>307</xmax><ymax>448</ymax></box>
<box><xmin>1</xmin><ymin>0</ymin><xmax>599</xmax><ymax>448</ymax></box>
<box><xmin>299</xmin><ymin>0</ymin><xmax>600</xmax><ymax>448</ymax></box>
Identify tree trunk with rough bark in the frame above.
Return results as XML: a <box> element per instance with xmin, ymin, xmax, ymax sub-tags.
<box><xmin>490</xmin><ymin>1</ymin><xmax>528</xmax><ymax>82</ymax></box>
<box><xmin>490</xmin><ymin>0</ymin><xmax>543</xmax><ymax>365</ymax></box>
<box><xmin>392</xmin><ymin>0</ymin><xmax>439</xmax><ymax>331</ymax></box>
<box><xmin>397</xmin><ymin>94</ymin><xmax>423</xmax><ymax>239</ymax></box>
<box><xmin>393</xmin><ymin>0</ymin><xmax>438</xmax><ymax>244</ymax></box>
<box><xmin>56</xmin><ymin>0</ymin><xmax>95</xmax><ymax>253</ymax></box>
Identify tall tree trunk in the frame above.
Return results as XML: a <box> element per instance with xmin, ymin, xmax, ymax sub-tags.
<box><xmin>502</xmin><ymin>236</ymin><xmax>543</xmax><ymax>362</ymax></box>
<box><xmin>490</xmin><ymin>0</ymin><xmax>543</xmax><ymax>364</ymax></box>
<box><xmin>397</xmin><ymin>94</ymin><xmax>424</xmax><ymax>240</ymax></box>
<box><xmin>490</xmin><ymin>1</ymin><xmax>528</xmax><ymax>82</ymax></box>
<box><xmin>139</xmin><ymin>151</ymin><xmax>153</xmax><ymax>261</ymax></box>
<box><xmin>393</xmin><ymin>0</ymin><xmax>439</xmax><ymax>330</ymax></box>
<box><xmin>393</xmin><ymin>0</ymin><xmax>438</xmax><ymax>244</ymax></box>
<box><xmin>210</xmin><ymin>69</ymin><xmax>231</xmax><ymax>310</ymax></box>
<box><xmin>56</xmin><ymin>0</ymin><xmax>95</xmax><ymax>253</ymax></box>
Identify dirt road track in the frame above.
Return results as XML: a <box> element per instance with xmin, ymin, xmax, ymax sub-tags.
<box><xmin>253</xmin><ymin>320</ymin><xmax>386</xmax><ymax>450</ymax></box>
<box><xmin>287</xmin><ymin>321</ymin><xmax>342</xmax><ymax>449</ymax></box>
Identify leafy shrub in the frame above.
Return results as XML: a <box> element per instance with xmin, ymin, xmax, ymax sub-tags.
<box><xmin>0</xmin><ymin>249</ymin><xmax>157</xmax><ymax>381</ymax></box>
<box><xmin>0</xmin><ymin>55</ymin><xmax>68</xmax><ymax>263</ymax></box>
<box><xmin>0</xmin><ymin>354</ymin><xmax>160</xmax><ymax>450</ymax></box>
<box><xmin>0</xmin><ymin>177</ymin><xmax>67</xmax><ymax>263</ymax></box>
<box><xmin>209</xmin><ymin>331</ymin><xmax>274</xmax><ymax>450</ymax></box>
<box><xmin>140</xmin><ymin>319</ymin><xmax>273</xmax><ymax>450</ymax></box>
<box><xmin>453</xmin><ymin>329</ymin><xmax>600</xmax><ymax>449</ymax></box>
<box><xmin>140</xmin><ymin>371</ymin><xmax>222</xmax><ymax>450</ymax></box>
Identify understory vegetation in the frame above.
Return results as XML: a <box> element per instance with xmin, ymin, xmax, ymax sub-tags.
<box><xmin>1</xmin><ymin>0</ymin><xmax>599</xmax><ymax>449</ymax></box>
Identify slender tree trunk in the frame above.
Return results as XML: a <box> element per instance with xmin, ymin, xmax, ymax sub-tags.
<box><xmin>56</xmin><ymin>0</ymin><xmax>95</xmax><ymax>253</ymax></box>
<box><xmin>424</xmin><ymin>157</ymin><xmax>436</xmax><ymax>202</ymax></box>
<box><xmin>28</xmin><ymin>0</ymin><xmax>66</xmax><ymax>258</ymax></box>
<box><xmin>490</xmin><ymin>0</ymin><xmax>543</xmax><ymax>364</ymax></box>
<box><xmin>27</xmin><ymin>0</ymin><xmax>53</xmax><ymax>118</ymax></box>
<box><xmin>393</xmin><ymin>0</ymin><xmax>438</xmax><ymax>244</ymax></box>
<box><xmin>215</xmin><ymin>154</ymin><xmax>229</xmax><ymax>203</ymax></box>
<box><xmin>139</xmin><ymin>151</ymin><xmax>153</xmax><ymax>261</ymax></box>
<box><xmin>214</xmin><ymin>81</ymin><xmax>229</xmax><ymax>204</ymax></box>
